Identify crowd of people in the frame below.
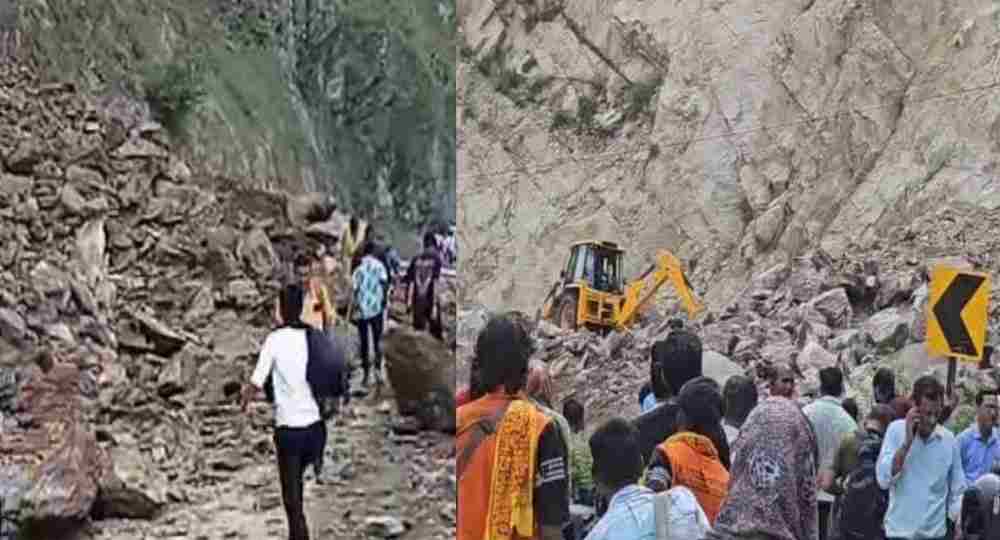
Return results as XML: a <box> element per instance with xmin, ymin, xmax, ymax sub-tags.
<box><xmin>241</xmin><ymin>213</ymin><xmax>451</xmax><ymax>540</ymax></box>
<box><xmin>456</xmin><ymin>313</ymin><xmax>1000</xmax><ymax>540</ymax></box>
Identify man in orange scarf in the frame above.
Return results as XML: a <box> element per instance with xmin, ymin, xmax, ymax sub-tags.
<box><xmin>644</xmin><ymin>376</ymin><xmax>730</xmax><ymax>523</ymax></box>
<box><xmin>457</xmin><ymin>315</ymin><xmax>570</xmax><ymax>540</ymax></box>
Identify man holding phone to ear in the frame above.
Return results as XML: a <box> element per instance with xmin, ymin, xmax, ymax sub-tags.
<box><xmin>876</xmin><ymin>375</ymin><xmax>966</xmax><ymax>540</ymax></box>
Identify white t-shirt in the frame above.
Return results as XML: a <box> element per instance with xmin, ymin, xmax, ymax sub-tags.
<box><xmin>250</xmin><ymin>328</ymin><xmax>321</xmax><ymax>428</ymax></box>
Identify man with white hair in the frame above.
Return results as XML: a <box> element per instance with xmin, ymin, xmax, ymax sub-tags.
<box><xmin>961</xmin><ymin>465</ymin><xmax>1000</xmax><ymax>540</ymax></box>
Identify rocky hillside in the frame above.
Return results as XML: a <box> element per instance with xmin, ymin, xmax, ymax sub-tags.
<box><xmin>0</xmin><ymin>61</ymin><xmax>456</xmax><ymax>540</ymax></box>
<box><xmin>457</xmin><ymin>0</ymin><xmax>1000</xmax><ymax>312</ymax></box>
<box><xmin>458</xmin><ymin>248</ymin><xmax>1000</xmax><ymax>439</ymax></box>
<box><xmin>19</xmin><ymin>0</ymin><xmax>455</xmax><ymax>242</ymax></box>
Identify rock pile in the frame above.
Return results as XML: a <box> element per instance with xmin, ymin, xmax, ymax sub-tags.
<box><xmin>457</xmin><ymin>249</ymin><xmax>1000</xmax><ymax>434</ymax></box>
<box><xmin>0</xmin><ymin>60</ymin><xmax>455</xmax><ymax>539</ymax></box>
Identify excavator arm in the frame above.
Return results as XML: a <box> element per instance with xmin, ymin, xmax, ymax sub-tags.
<box><xmin>616</xmin><ymin>251</ymin><xmax>702</xmax><ymax>329</ymax></box>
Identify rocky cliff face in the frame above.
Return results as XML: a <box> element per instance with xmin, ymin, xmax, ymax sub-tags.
<box><xmin>19</xmin><ymin>0</ymin><xmax>455</xmax><ymax>237</ymax></box>
<box><xmin>457</xmin><ymin>0</ymin><xmax>1000</xmax><ymax>313</ymax></box>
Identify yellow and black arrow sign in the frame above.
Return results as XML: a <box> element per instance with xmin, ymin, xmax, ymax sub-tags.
<box><xmin>927</xmin><ymin>266</ymin><xmax>991</xmax><ymax>362</ymax></box>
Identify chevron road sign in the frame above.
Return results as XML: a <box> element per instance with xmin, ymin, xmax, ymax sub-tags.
<box><xmin>927</xmin><ymin>266</ymin><xmax>991</xmax><ymax>362</ymax></box>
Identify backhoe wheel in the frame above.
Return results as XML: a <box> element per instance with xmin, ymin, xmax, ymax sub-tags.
<box><xmin>557</xmin><ymin>291</ymin><xmax>579</xmax><ymax>331</ymax></box>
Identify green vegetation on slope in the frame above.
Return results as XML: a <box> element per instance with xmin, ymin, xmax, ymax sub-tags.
<box><xmin>297</xmin><ymin>0</ymin><xmax>456</xmax><ymax>225</ymax></box>
<box><xmin>19</xmin><ymin>0</ymin><xmax>455</xmax><ymax>231</ymax></box>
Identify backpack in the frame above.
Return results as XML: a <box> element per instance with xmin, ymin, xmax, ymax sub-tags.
<box><xmin>838</xmin><ymin>429</ymin><xmax>888</xmax><ymax>540</ymax></box>
<box><xmin>263</xmin><ymin>328</ymin><xmax>349</xmax><ymax>415</ymax></box>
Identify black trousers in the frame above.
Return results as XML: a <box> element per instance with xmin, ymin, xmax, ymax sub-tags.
<box><xmin>274</xmin><ymin>421</ymin><xmax>324</xmax><ymax>540</ymax></box>
<box><xmin>358</xmin><ymin>313</ymin><xmax>384</xmax><ymax>373</ymax></box>
<box><xmin>412</xmin><ymin>298</ymin><xmax>442</xmax><ymax>340</ymax></box>
<box><xmin>819</xmin><ymin>501</ymin><xmax>832</xmax><ymax>540</ymax></box>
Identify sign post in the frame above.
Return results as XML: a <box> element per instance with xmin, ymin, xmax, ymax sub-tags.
<box><xmin>927</xmin><ymin>265</ymin><xmax>991</xmax><ymax>397</ymax></box>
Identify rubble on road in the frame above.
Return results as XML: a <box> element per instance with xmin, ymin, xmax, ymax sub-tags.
<box><xmin>457</xmin><ymin>249</ymin><xmax>1000</xmax><ymax>435</ymax></box>
<box><xmin>0</xmin><ymin>61</ymin><xmax>455</xmax><ymax>540</ymax></box>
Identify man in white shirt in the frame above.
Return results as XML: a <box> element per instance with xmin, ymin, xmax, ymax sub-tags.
<box><xmin>803</xmin><ymin>367</ymin><xmax>858</xmax><ymax>540</ymax></box>
<box><xmin>242</xmin><ymin>284</ymin><xmax>324</xmax><ymax>540</ymax></box>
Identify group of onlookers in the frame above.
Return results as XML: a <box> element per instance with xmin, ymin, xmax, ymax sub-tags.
<box><xmin>457</xmin><ymin>311</ymin><xmax>1000</xmax><ymax>540</ymax></box>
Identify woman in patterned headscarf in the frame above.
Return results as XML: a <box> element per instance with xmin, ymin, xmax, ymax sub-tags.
<box><xmin>706</xmin><ymin>397</ymin><xmax>820</xmax><ymax>540</ymax></box>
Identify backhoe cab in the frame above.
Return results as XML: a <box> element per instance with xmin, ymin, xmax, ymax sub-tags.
<box><xmin>538</xmin><ymin>240</ymin><xmax>702</xmax><ymax>332</ymax></box>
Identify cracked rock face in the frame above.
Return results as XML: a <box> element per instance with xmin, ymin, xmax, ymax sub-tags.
<box><xmin>458</xmin><ymin>0</ymin><xmax>1000</xmax><ymax>314</ymax></box>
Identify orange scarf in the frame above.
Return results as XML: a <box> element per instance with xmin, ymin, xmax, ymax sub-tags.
<box><xmin>484</xmin><ymin>399</ymin><xmax>541</xmax><ymax>540</ymax></box>
<box><xmin>659</xmin><ymin>431</ymin><xmax>729</xmax><ymax>523</ymax></box>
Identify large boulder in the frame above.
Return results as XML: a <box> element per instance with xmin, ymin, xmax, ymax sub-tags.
<box><xmin>19</xmin><ymin>423</ymin><xmax>103</xmax><ymax>537</ymax></box>
<box><xmin>286</xmin><ymin>193</ymin><xmax>337</xmax><ymax>228</ymax></box>
<box><xmin>383</xmin><ymin>325</ymin><xmax>455</xmax><ymax>432</ymax></box>
<box><xmin>92</xmin><ymin>446</ymin><xmax>167</xmax><ymax>520</ymax></box>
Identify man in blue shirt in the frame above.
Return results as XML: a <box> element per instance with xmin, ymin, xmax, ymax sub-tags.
<box><xmin>958</xmin><ymin>389</ymin><xmax>1000</xmax><ymax>484</ymax></box>
<box><xmin>876</xmin><ymin>375</ymin><xmax>966</xmax><ymax>540</ymax></box>
<box><xmin>351</xmin><ymin>241</ymin><xmax>388</xmax><ymax>387</ymax></box>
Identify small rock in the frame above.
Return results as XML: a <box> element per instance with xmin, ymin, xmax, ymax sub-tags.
<box><xmin>4</xmin><ymin>138</ymin><xmax>48</xmax><ymax>174</ymax></box>
<box><xmin>0</xmin><ymin>307</ymin><xmax>28</xmax><ymax>343</ymax></box>
<box><xmin>365</xmin><ymin>516</ymin><xmax>408</xmax><ymax>538</ymax></box>
<box><xmin>113</xmin><ymin>138</ymin><xmax>168</xmax><ymax>159</ymax></box>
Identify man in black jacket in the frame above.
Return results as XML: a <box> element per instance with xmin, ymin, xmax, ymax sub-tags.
<box><xmin>631</xmin><ymin>329</ymin><xmax>730</xmax><ymax>471</ymax></box>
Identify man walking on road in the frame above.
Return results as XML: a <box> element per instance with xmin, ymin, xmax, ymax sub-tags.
<box><xmin>405</xmin><ymin>232</ymin><xmax>443</xmax><ymax>340</ymax></box>
<box><xmin>876</xmin><ymin>375</ymin><xmax>966</xmax><ymax>540</ymax></box>
<box><xmin>803</xmin><ymin>367</ymin><xmax>858</xmax><ymax>540</ymax></box>
<box><xmin>352</xmin><ymin>241</ymin><xmax>388</xmax><ymax>387</ymax></box>
<box><xmin>242</xmin><ymin>285</ymin><xmax>325</xmax><ymax>540</ymax></box>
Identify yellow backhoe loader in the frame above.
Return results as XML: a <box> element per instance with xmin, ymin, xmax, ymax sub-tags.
<box><xmin>537</xmin><ymin>240</ymin><xmax>703</xmax><ymax>332</ymax></box>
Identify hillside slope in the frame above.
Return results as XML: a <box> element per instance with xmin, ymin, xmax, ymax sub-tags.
<box><xmin>20</xmin><ymin>0</ymin><xmax>456</xmax><ymax>238</ymax></box>
<box><xmin>457</xmin><ymin>0</ymin><xmax>1000</xmax><ymax>312</ymax></box>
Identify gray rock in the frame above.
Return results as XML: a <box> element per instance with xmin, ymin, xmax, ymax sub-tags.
<box><xmin>910</xmin><ymin>284</ymin><xmax>929</xmax><ymax>343</ymax></box>
<box><xmin>157</xmin><ymin>344</ymin><xmax>201</xmax><ymax>397</ymax></box>
<box><xmin>237</xmin><ymin>228</ymin><xmax>276</xmax><ymax>279</ymax></box>
<box><xmin>0</xmin><ymin>308</ymin><xmax>27</xmax><ymax>343</ymax></box>
<box><xmin>286</xmin><ymin>193</ymin><xmax>337</xmax><ymax>228</ymax></box>
<box><xmin>59</xmin><ymin>184</ymin><xmax>88</xmax><ymax>215</ymax></box>
<box><xmin>128</xmin><ymin>310</ymin><xmax>185</xmax><ymax>356</ymax></box>
<box><xmin>702</xmin><ymin>350</ymin><xmax>744</xmax><ymax>387</ymax></box>
<box><xmin>4</xmin><ymin>138</ymin><xmax>48</xmax><ymax>174</ymax></box>
<box><xmin>863</xmin><ymin>308</ymin><xmax>910</xmax><ymax>354</ymax></box>
<box><xmin>65</xmin><ymin>165</ymin><xmax>104</xmax><ymax>186</ymax></box>
<box><xmin>877</xmin><ymin>270</ymin><xmax>920</xmax><ymax>309</ymax></box>
<box><xmin>93</xmin><ymin>446</ymin><xmax>167</xmax><ymax>520</ymax></box>
<box><xmin>112</xmin><ymin>138</ymin><xmax>167</xmax><ymax>159</ymax></box>
<box><xmin>808</xmin><ymin>288</ymin><xmax>853</xmax><ymax>329</ymax></box>
<box><xmin>75</xmin><ymin>218</ymin><xmax>106</xmax><ymax>287</ymax></box>
<box><xmin>365</xmin><ymin>516</ymin><xmax>408</xmax><ymax>538</ymax></box>
<box><xmin>227</xmin><ymin>279</ymin><xmax>260</xmax><ymax>308</ymax></box>
<box><xmin>753</xmin><ymin>203</ymin><xmax>786</xmax><ymax>247</ymax></box>
<box><xmin>29</xmin><ymin>261</ymin><xmax>69</xmax><ymax>298</ymax></box>
<box><xmin>797</xmin><ymin>341</ymin><xmax>838</xmax><ymax>371</ymax></box>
